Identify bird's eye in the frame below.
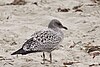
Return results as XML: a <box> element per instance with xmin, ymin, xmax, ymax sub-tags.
<box><xmin>57</xmin><ymin>23</ymin><xmax>61</xmax><ymax>26</ymax></box>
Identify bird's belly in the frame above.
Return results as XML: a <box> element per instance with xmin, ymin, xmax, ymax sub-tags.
<box><xmin>39</xmin><ymin>44</ymin><xmax>57</xmax><ymax>52</ymax></box>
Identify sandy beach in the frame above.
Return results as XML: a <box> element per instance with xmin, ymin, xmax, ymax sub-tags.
<box><xmin>0</xmin><ymin>0</ymin><xmax>100</xmax><ymax>67</ymax></box>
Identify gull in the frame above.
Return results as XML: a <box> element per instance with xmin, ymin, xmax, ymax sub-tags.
<box><xmin>11</xmin><ymin>19</ymin><xmax>68</xmax><ymax>63</ymax></box>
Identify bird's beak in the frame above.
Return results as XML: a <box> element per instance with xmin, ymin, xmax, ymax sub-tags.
<box><xmin>62</xmin><ymin>26</ymin><xmax>68</xmax><ymax>30</ymax></box>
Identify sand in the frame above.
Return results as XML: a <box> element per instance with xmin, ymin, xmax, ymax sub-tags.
<box><xmin>0</xmin><ymin>0</ymin><xmax>100</xmax><ymax>67</ymax></box>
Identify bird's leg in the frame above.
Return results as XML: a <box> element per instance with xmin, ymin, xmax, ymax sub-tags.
<box><xmin>43</xmin><ymin>52</ymin><xmax>45</xmax><ymax>64</ymax></box>
<box><xmin>49</xmin><ymin>52</ymin><xmax>52</xmax><ymax>63</ymax></box>
<box><xmin>16</xmin><ymin>54</ymin><xmax>18</xmax><ymax>58</ymax></box>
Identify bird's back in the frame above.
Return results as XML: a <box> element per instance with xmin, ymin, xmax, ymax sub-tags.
<box><xmin>22</xmin><ymin>29</ymin><xmax>62</xmax><ymax>52</ymax></box>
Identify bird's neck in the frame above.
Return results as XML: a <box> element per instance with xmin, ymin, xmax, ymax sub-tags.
<box><xmin>51</xmin><ymin>28</ymin><xmax>64</xmax><ymax>38</ymax></box>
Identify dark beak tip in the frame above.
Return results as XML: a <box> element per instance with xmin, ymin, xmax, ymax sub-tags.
<box><xmin>65</xmin><ymin>27</ymin><xmax>68</xmax><ymax>30</ymax></box>
<box><xmin>63</xmin><ymin>26</ymin><xmax>68</xmax><ymax>30</ymax></box>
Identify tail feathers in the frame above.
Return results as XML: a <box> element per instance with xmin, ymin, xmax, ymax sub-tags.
<box><xmin>11</xmin><ymin>48</ymin><xmax>27</xmax><ymax>55</ymax></box>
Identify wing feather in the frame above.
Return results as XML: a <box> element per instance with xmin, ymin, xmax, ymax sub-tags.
<box><xmin>22</xmin><ymin>29</ymin><xmax>62</xmax><ymax>52</ymax></box>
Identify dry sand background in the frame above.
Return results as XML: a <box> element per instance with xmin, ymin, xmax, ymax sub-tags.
<box><xmin>0</xmin><ymin>0</ymin><xmax>100</xmax><ymax>67</ymax></box>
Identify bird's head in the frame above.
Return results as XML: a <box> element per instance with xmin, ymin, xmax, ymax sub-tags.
<box><xmin>48</xmin><ymin>19</ymin><xmax>68</xmax><ymax>30</ymax></box>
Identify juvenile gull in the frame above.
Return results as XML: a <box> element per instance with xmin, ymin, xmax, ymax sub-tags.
<box><xmin>11</xmin><ymin>19</ymin><xmax>68</xmax><ymax>63</ymax></box>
